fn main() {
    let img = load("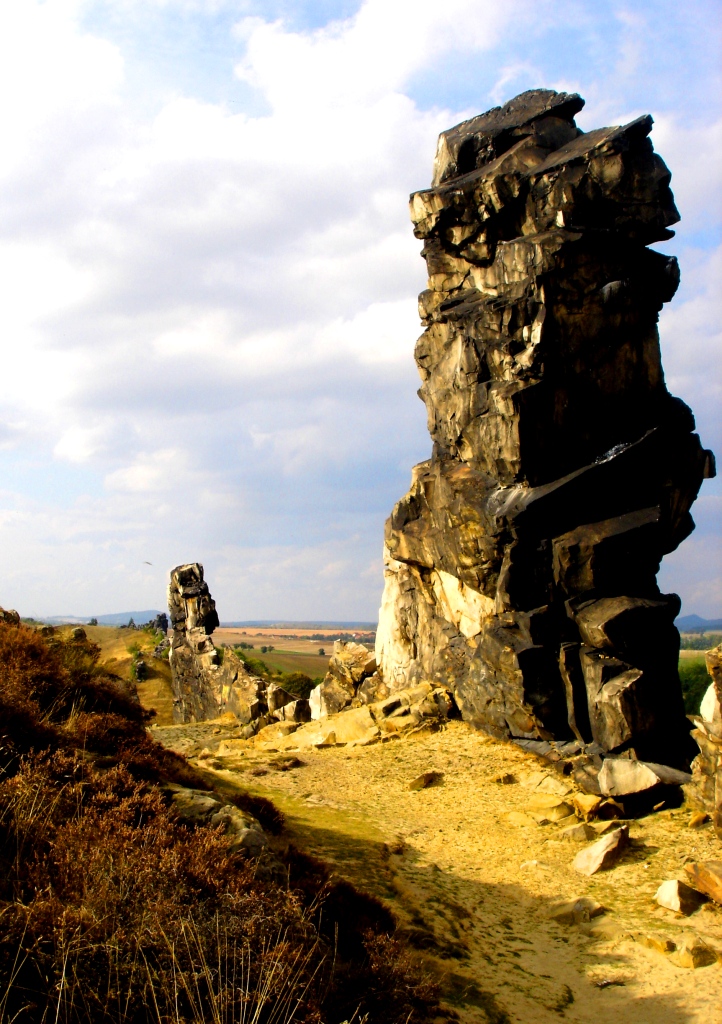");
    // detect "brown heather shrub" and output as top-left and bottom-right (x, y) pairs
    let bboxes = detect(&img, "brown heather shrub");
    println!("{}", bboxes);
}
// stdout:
(0, 622), (439, 1023)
